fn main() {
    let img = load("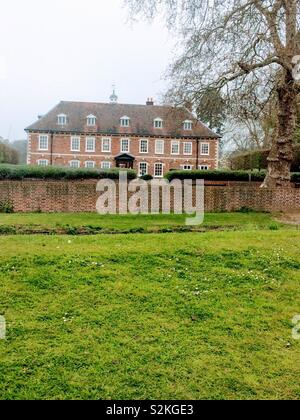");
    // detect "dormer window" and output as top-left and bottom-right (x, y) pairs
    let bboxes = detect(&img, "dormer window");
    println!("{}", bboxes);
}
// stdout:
(154, 118), (163, 129)
(183, 120), (193, 131)
(120, 116), (130, 127)
(57, 114), (67, 125)
(87, 115), (96, 126)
